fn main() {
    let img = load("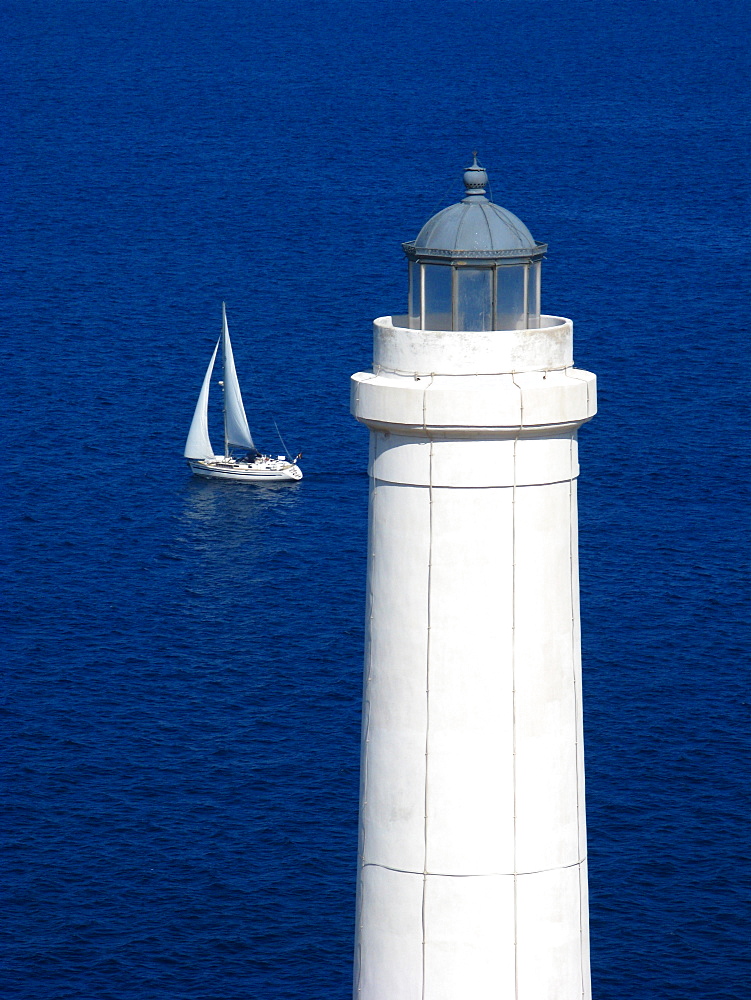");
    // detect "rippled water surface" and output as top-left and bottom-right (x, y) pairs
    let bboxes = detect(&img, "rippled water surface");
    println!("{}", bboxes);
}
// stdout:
(3, 1), (749, 997)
